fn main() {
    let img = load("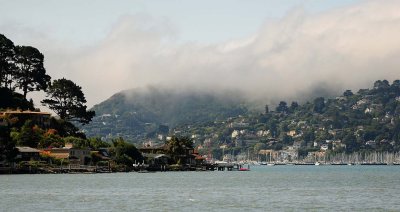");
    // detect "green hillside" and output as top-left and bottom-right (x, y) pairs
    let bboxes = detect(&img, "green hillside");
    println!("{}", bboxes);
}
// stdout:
(82, 87), (249, 140)
(82, 79), (400, 158)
